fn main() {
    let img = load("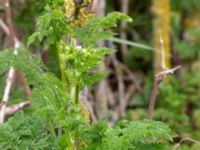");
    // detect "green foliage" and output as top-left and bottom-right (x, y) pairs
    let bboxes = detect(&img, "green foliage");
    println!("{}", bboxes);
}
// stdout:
(175, 41), (200, 60)
(0, 46), (43, 85)
(153, 73), (200, 138)
(46, 45), (61, 76)
(99, 120), (175, 150)
(63, 43), (113, 88)
(0, 1), (176, 150)
(72, 12), (132, 46)
(80, 119), (175, 150)
(28, 8), (67, 45)
(127, 47), (152, 70)
(14, 1), (46, 38)
(171, 0), (200, 12)
(0, 112), (56, 150)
